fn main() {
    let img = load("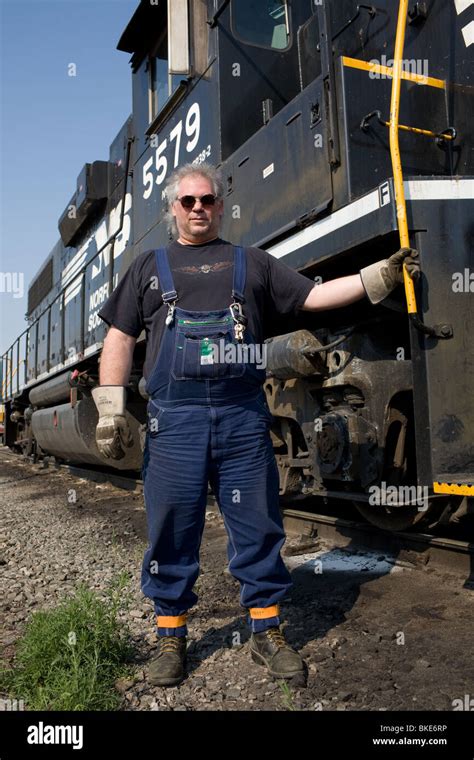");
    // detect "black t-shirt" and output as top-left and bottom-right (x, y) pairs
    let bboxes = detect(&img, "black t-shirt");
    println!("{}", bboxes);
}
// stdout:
(98, 237), (314, 382)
